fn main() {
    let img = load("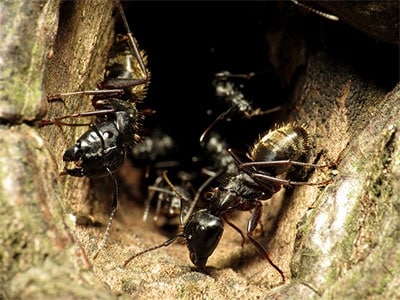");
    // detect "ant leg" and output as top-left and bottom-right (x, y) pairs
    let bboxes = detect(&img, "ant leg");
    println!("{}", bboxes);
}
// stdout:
(47, 89), (125, 101)
(227, 148), (332, 169)
(290, 0), (339, 21)
(161, 170), (192, 226)
(244, 106), (282, 118)
(215, 70), (257, 80)
(37, 108), (115, 127)
(246, 201), (285, 283)
(150, 186), (178, 224)
(182, 170), (222, 225)
(240, 160), (332, 169)
(143, 175), (163, 222)
(242, 160), (333, 186)
(199, 104), (280, 143)
(251, 172), (332, 187)
(48, 1), (150, 102)
(227, 149), (332, 186)
(115, 0), (149, 83)
(92, 167), (119, 260)
(222, 213), (246, 247)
